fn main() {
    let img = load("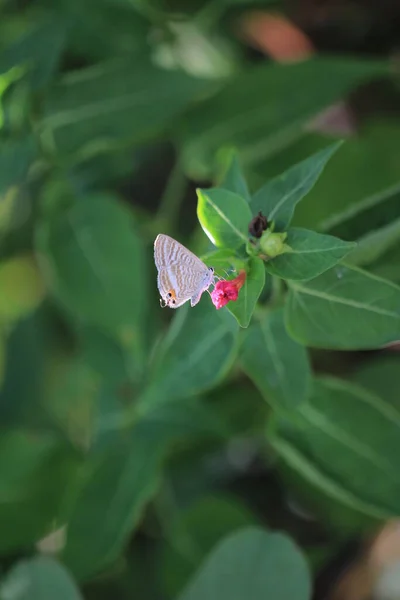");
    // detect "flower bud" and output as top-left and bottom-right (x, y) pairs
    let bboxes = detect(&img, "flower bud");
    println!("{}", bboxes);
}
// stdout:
(259, 231), (288, 258)
(248, 212), (268, 238)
